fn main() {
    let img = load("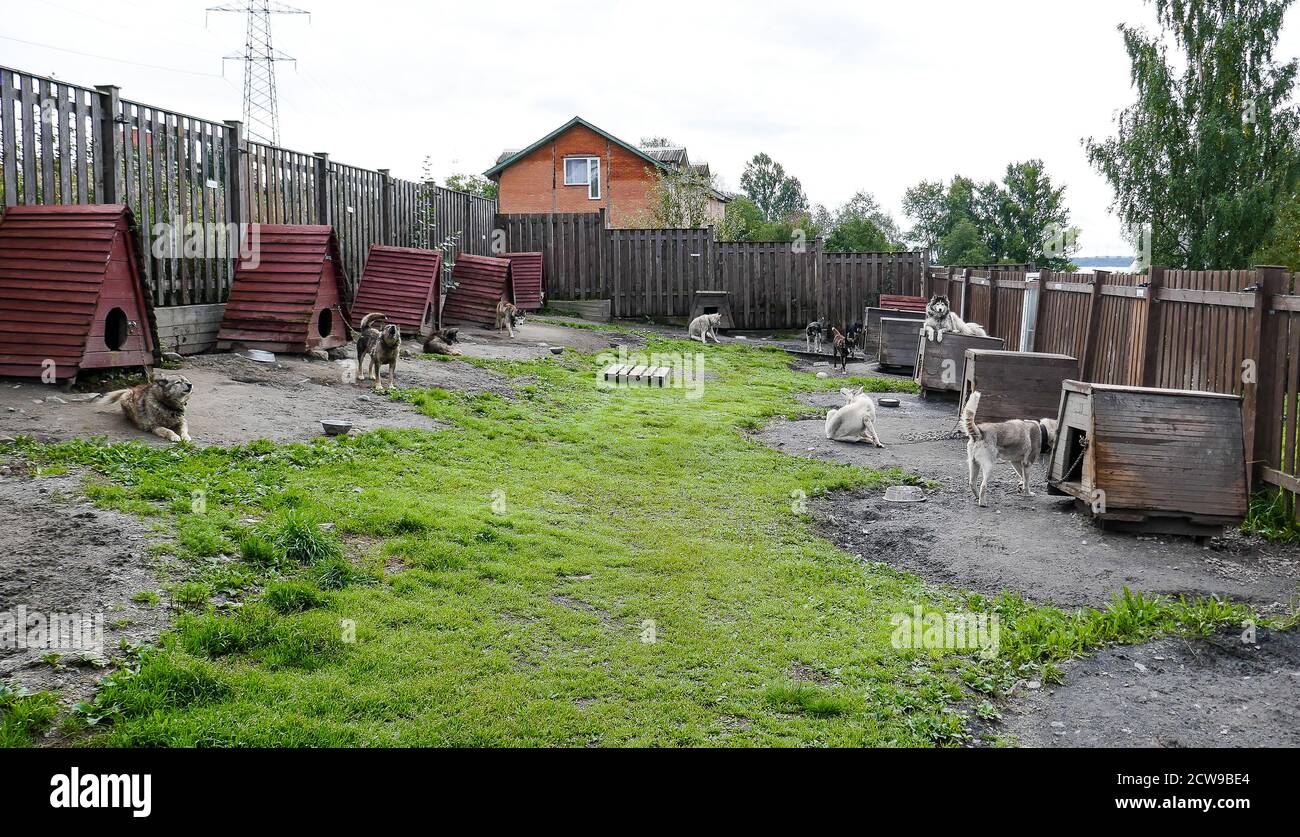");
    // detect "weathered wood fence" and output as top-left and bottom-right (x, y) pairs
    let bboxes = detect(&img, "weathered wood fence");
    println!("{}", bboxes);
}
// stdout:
(925, 264), (1300, 506)
(497, 211), (928, 330)
(0, 65), (497, 306)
